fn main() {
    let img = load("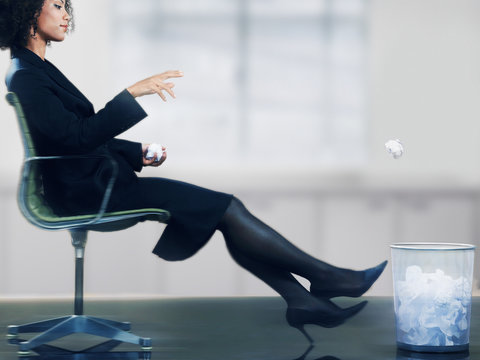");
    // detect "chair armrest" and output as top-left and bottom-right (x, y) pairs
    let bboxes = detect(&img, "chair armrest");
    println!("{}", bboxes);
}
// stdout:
(23, 153), (119, 226)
